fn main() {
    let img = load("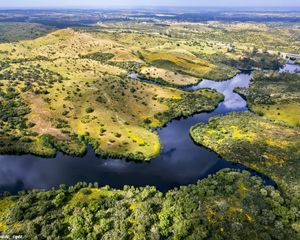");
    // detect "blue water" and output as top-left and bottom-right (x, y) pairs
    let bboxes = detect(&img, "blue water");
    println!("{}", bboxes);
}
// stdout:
(0, 63), (297, 194)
